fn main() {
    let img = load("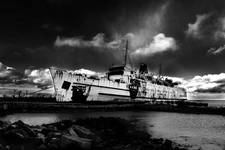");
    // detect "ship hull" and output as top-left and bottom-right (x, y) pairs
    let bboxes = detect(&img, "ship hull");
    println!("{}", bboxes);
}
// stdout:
(49, 67), (187, 102)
